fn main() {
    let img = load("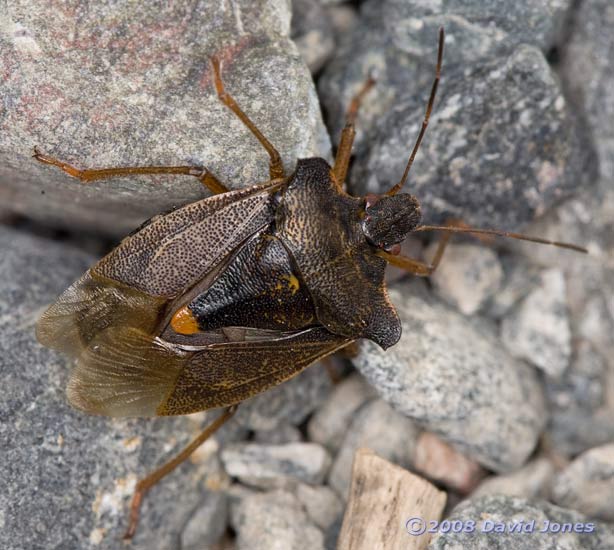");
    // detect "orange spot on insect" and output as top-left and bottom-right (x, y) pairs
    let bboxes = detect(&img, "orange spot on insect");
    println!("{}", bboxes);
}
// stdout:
(282, 274), (300, 294)
(171, 306), (199, 335)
